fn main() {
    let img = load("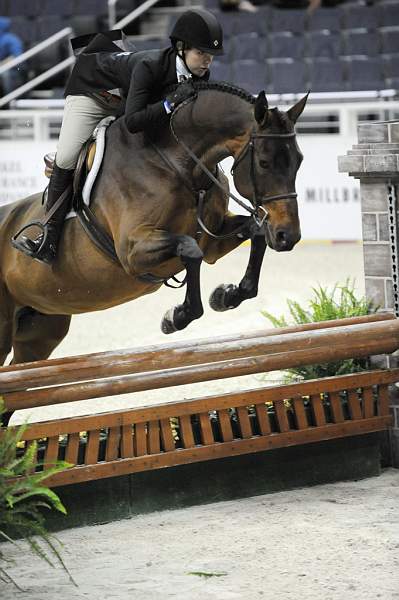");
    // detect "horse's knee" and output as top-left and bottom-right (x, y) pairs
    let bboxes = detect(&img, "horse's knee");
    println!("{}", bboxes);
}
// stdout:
(125, 233), (199, 275)
(176, 236), (203, 263)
